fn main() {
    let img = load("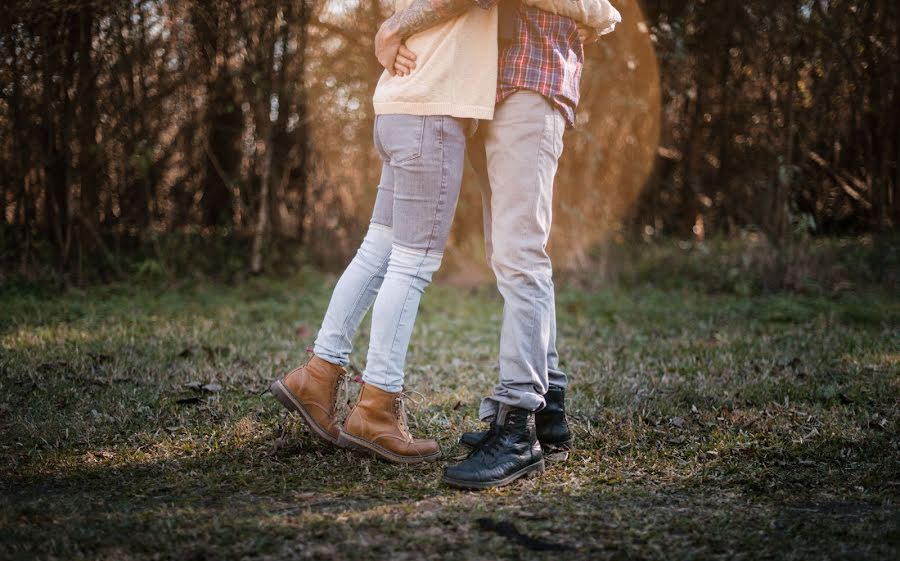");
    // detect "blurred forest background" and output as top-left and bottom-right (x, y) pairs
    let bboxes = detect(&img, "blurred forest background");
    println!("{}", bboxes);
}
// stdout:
(1, 0), (898, 285)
